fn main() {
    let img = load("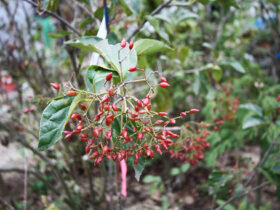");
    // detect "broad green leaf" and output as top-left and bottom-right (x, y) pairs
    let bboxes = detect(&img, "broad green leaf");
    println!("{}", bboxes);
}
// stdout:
(38, 94), (85, 151)
(242, 116), (266, 129)
(211, 65), (222, 82)
(239, 103), (263, 117)
(65, 36), (103, 51)
(66, 38), (137, 79)
(119, 0), (133, 16)
(178, 10), (198, 22)
(86, 65), (120, 93)
(134, 39), (173, 56)
(133, 158), (145, 181)
(178, 46), (190, 63)
(220, 59), (246, 73)
(146, 16), (169, 42)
